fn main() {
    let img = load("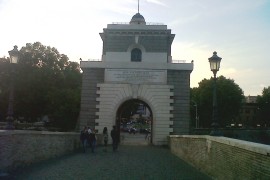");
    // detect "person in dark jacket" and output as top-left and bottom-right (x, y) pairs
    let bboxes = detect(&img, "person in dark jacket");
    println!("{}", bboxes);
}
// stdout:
(102, 127), (109, 152)
(89, 129), (97, 153)
(111, 125), (119, 151)
(103, 127), (108, 146)
(80, 126), (87, 153)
